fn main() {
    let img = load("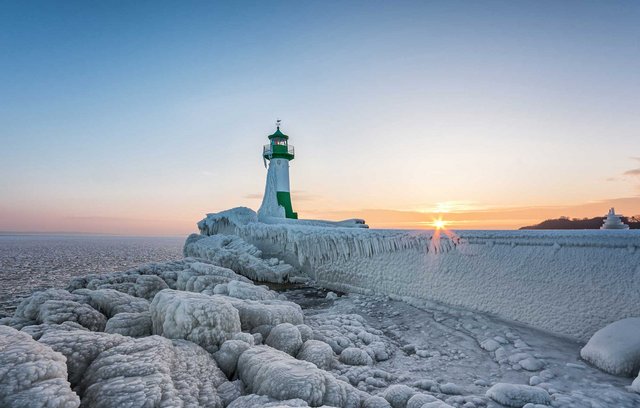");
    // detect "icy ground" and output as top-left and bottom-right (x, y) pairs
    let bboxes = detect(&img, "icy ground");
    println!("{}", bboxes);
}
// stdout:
(284, 287), (640, 407)
(2, 232), (640, 407)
